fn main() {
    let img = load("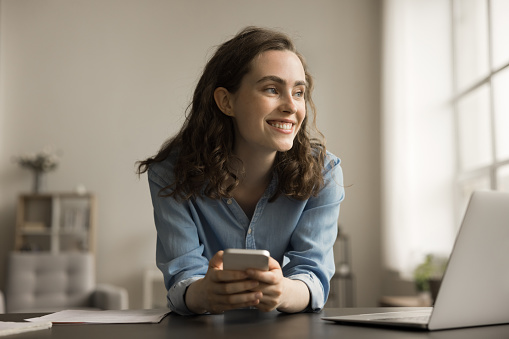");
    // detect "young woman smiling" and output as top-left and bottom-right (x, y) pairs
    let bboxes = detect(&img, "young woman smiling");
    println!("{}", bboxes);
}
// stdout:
(137, 26), (345, 315)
